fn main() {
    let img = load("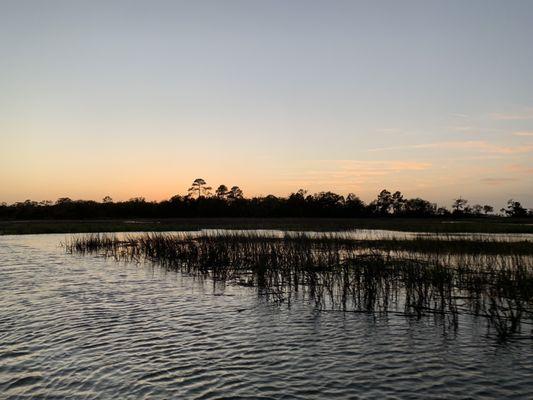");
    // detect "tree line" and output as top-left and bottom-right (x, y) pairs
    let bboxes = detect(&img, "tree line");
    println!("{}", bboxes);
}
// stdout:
(1, 178), (531, 220)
